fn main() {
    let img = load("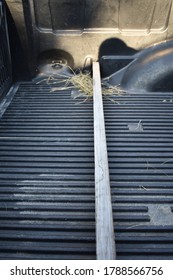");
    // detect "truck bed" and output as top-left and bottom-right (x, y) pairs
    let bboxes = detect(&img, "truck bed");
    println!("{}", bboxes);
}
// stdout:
(1, 0), (173, 260)
(1, 80), (173, 259)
